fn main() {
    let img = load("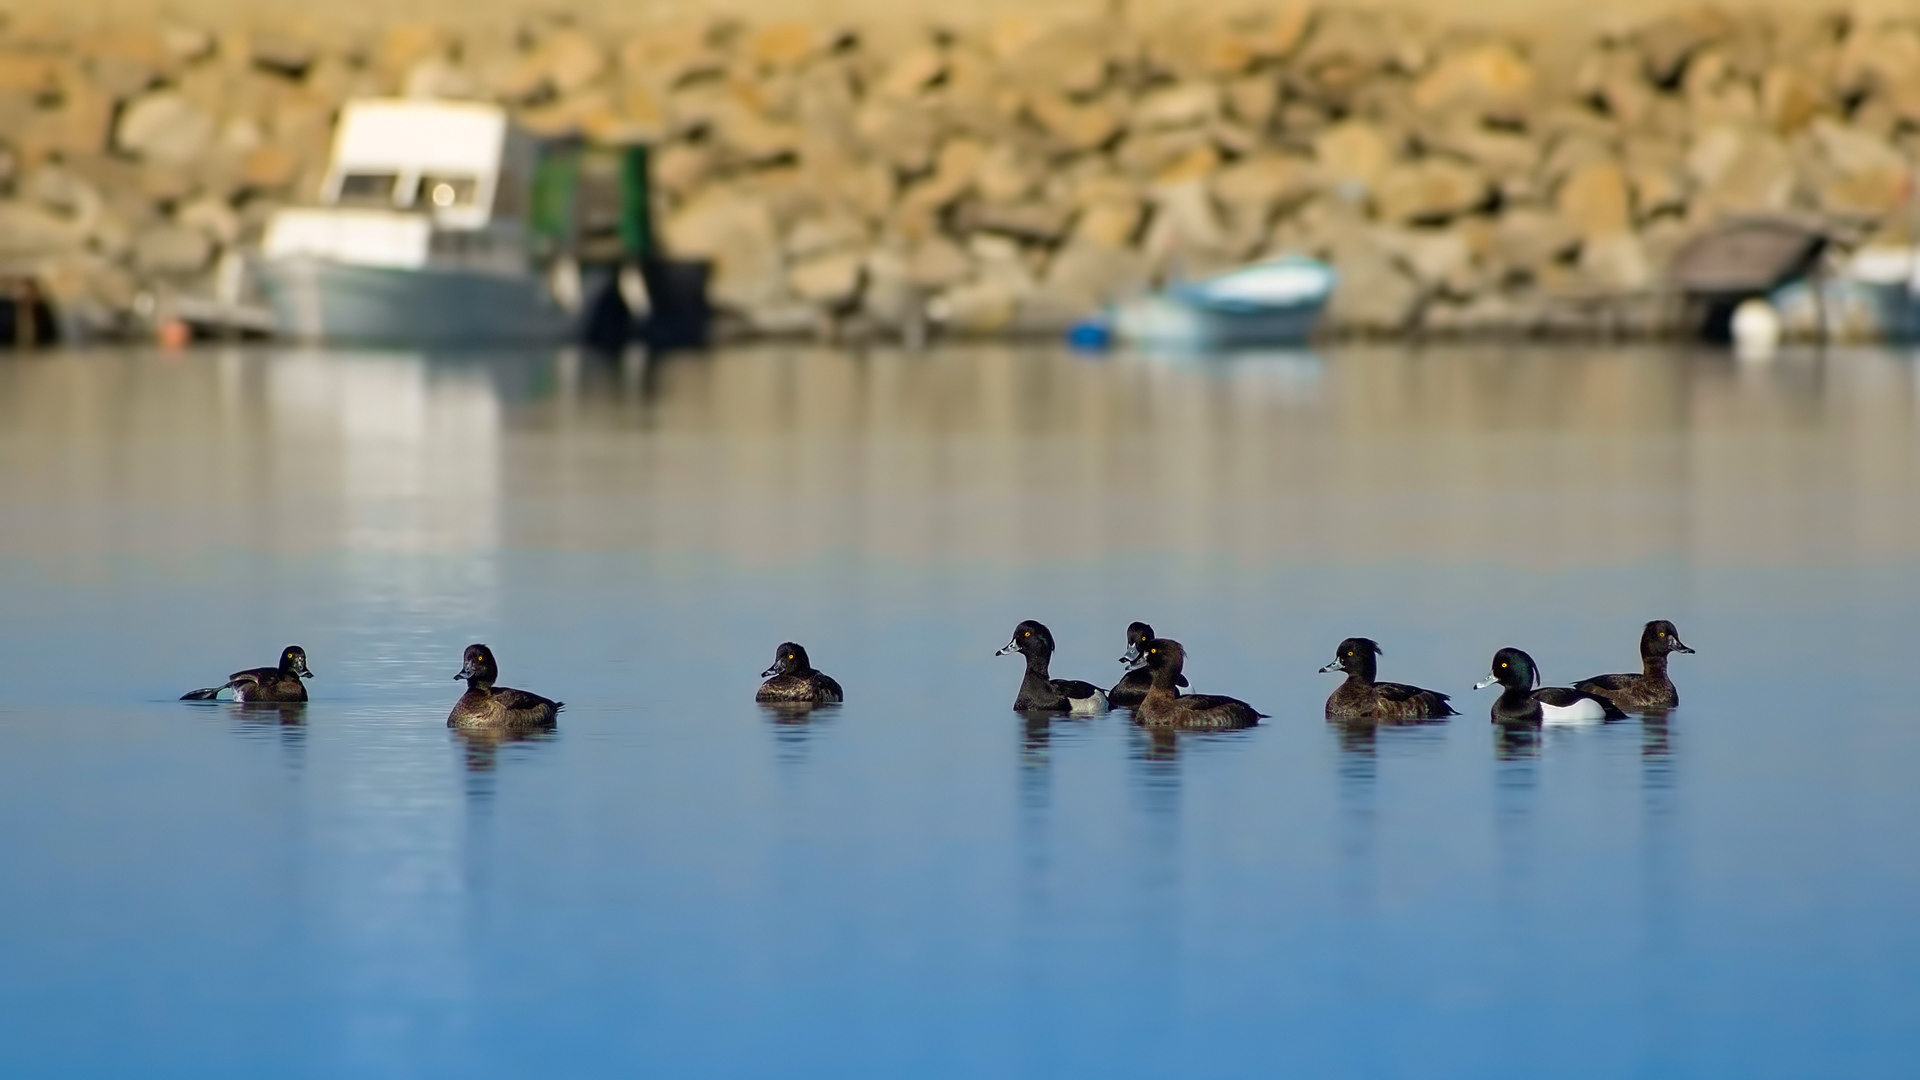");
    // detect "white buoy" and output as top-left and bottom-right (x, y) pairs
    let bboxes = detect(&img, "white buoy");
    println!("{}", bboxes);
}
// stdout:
(1731, 297), (1781, 361)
